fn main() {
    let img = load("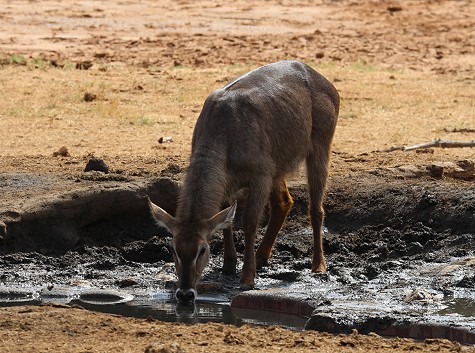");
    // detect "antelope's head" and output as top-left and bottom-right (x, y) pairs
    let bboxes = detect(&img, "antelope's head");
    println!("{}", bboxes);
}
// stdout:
(148, 199), (236, 305)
